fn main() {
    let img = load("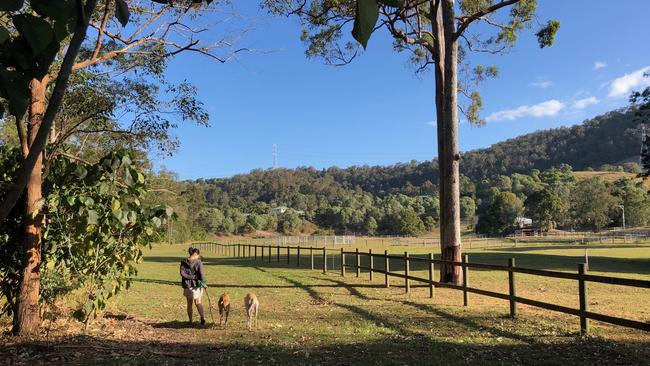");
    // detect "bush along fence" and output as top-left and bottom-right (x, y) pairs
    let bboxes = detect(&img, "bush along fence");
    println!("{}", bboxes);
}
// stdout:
(193, 242), (650, 334)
